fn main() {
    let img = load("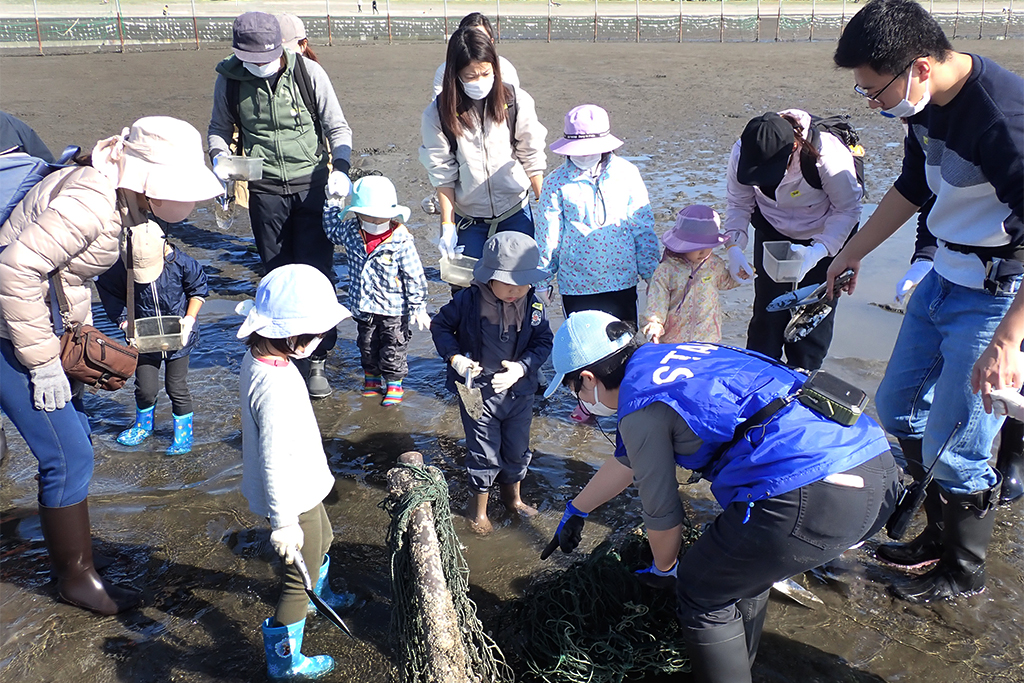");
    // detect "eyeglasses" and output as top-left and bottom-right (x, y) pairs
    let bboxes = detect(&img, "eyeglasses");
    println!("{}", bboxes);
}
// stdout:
(853, 58), (919, 101)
